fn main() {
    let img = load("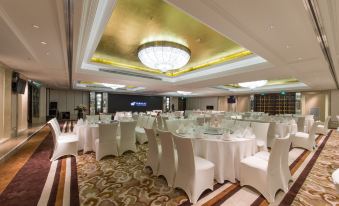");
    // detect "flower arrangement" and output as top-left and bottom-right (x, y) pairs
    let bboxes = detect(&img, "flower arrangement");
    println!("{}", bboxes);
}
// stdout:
(74, 104), (87, 111)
